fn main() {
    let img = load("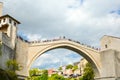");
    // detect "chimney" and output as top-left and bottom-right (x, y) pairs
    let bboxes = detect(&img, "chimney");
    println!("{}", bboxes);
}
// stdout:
(0, 2), (3, 16)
